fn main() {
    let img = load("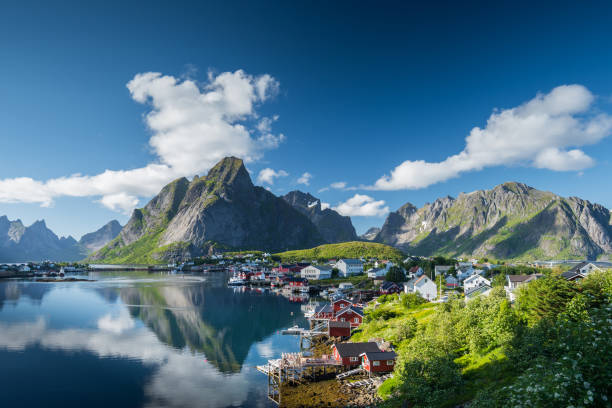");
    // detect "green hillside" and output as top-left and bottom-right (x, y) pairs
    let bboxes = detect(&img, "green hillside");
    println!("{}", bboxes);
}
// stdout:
(274, 241), (404, 261)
